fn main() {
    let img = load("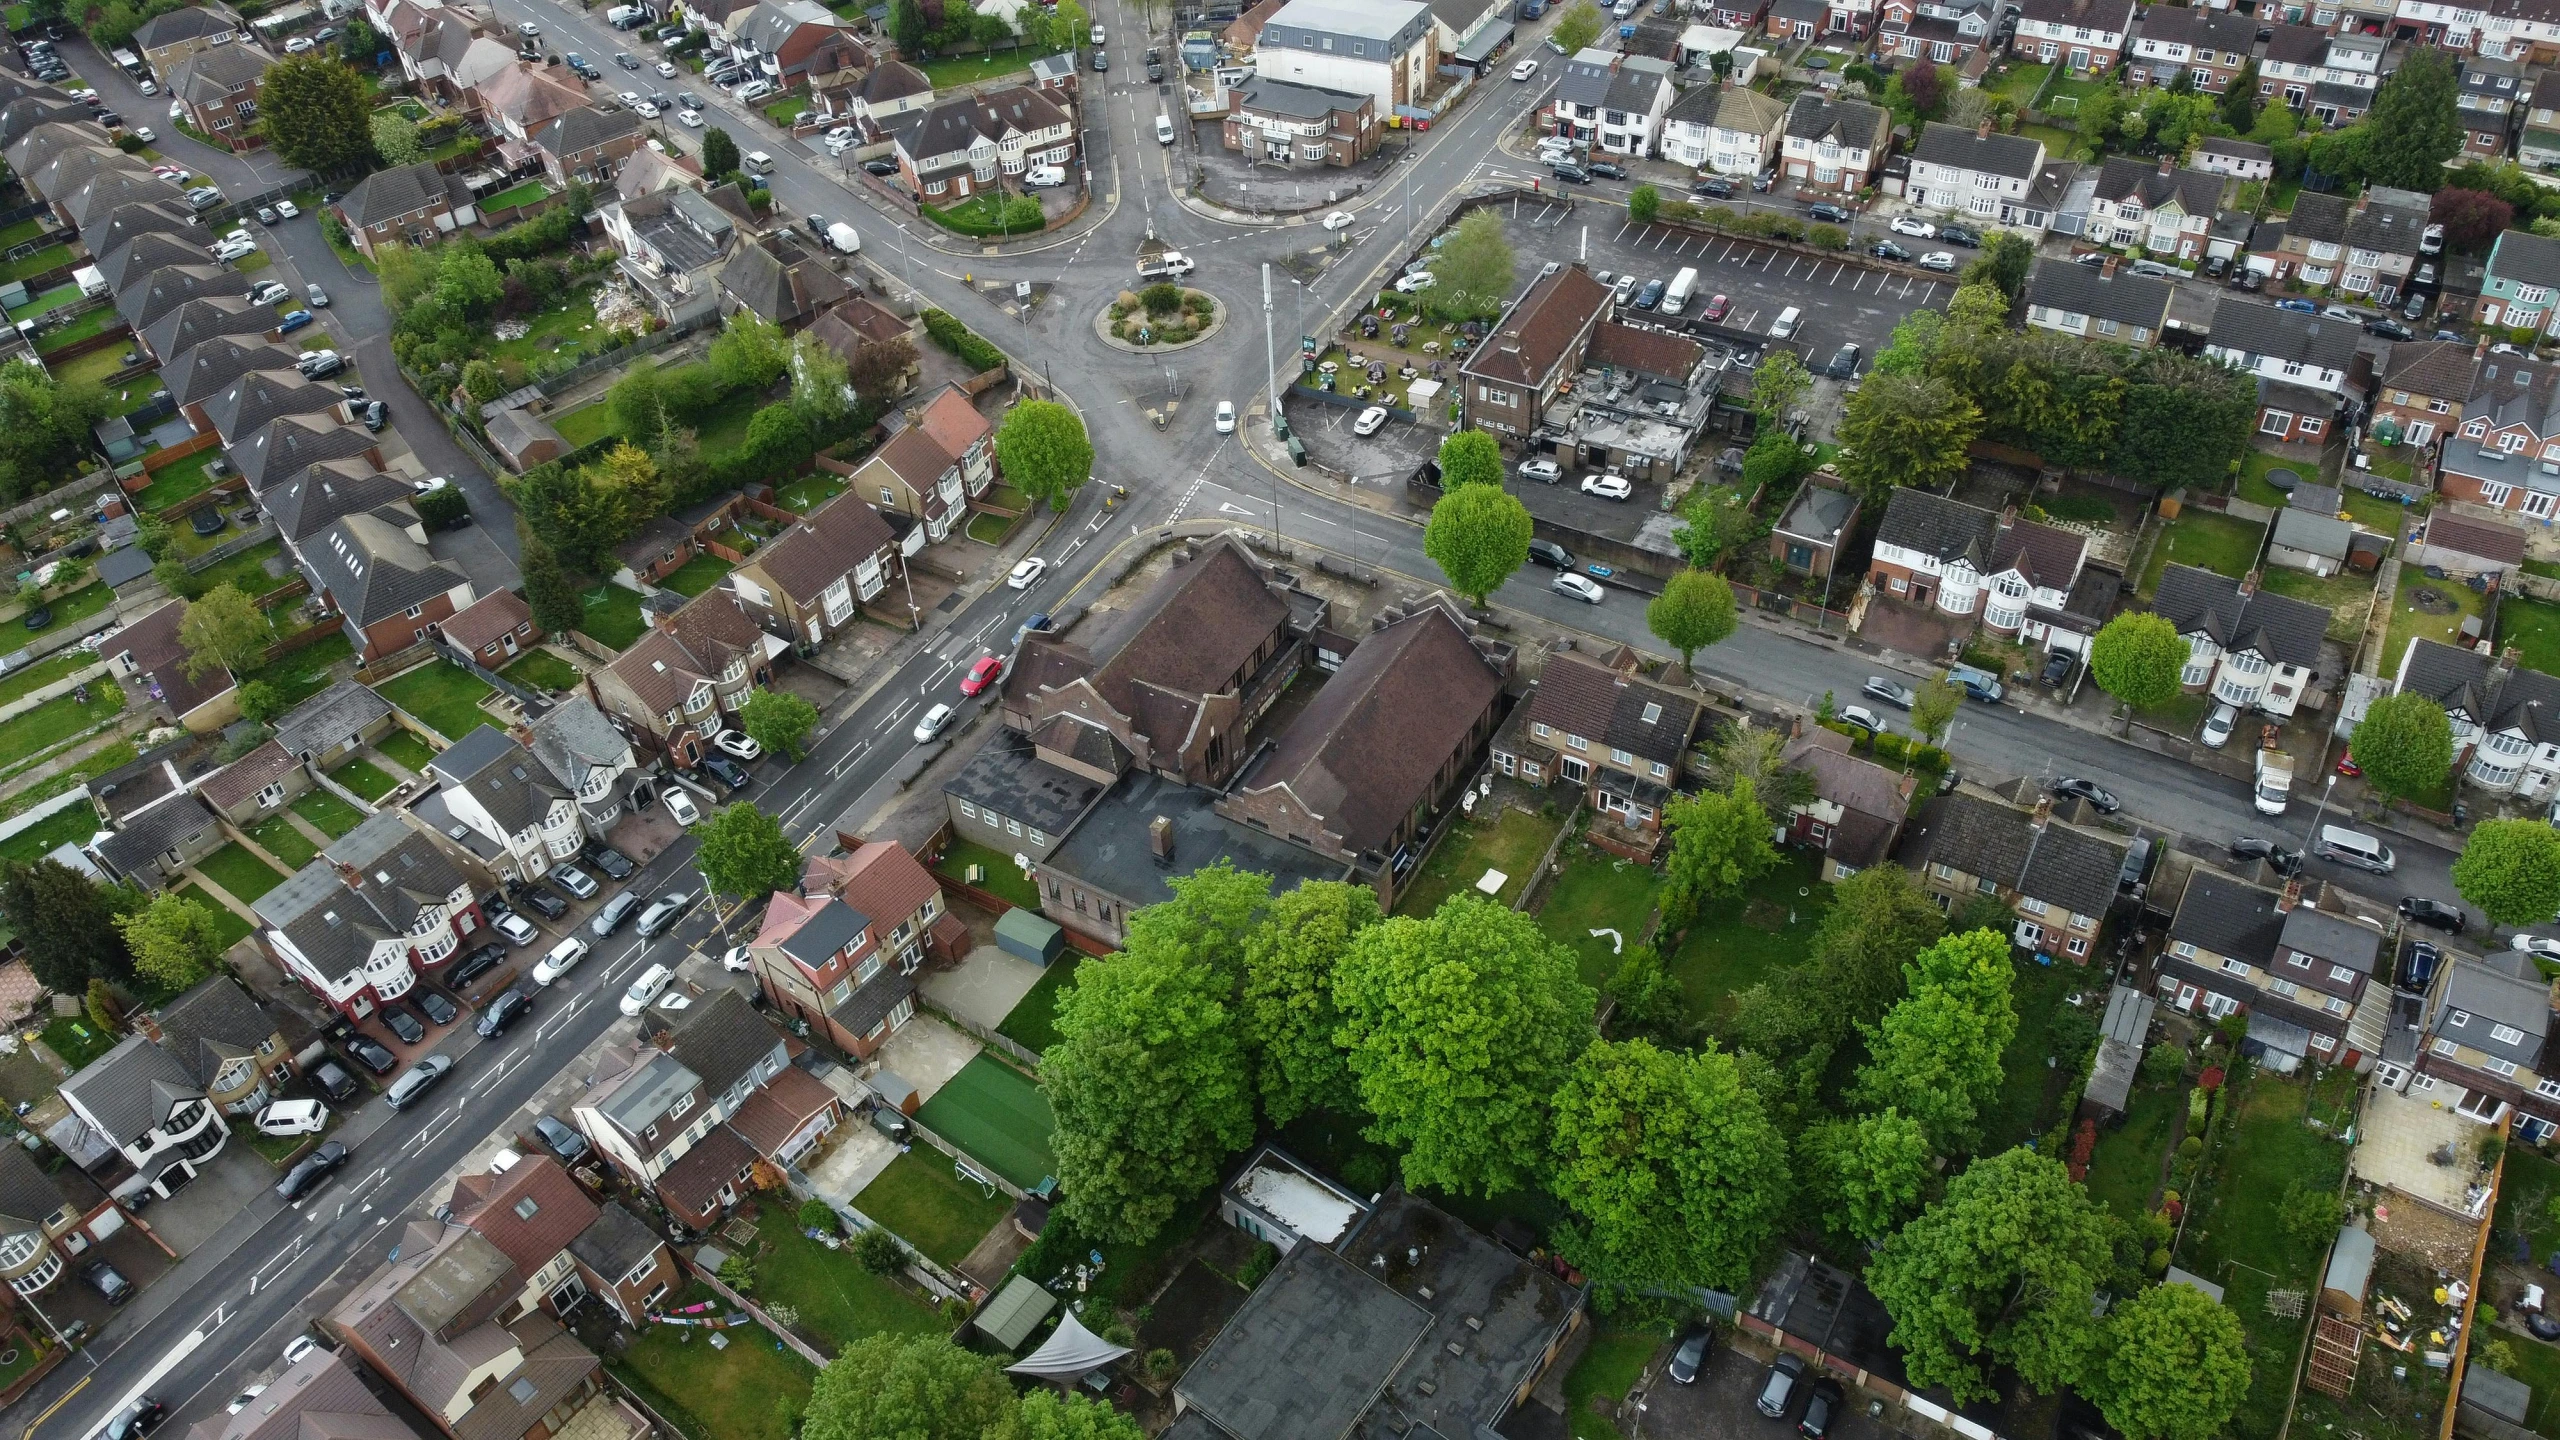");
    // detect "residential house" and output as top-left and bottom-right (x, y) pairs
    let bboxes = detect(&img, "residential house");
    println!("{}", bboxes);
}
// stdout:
(730, 0), (863, 84)
(1222, 79), (1381, 167)
(2375, 336), (2482, 447)
(2384, 949), (2560, 1140)
(2129, 3), (2253, 88)
(442, 589), (540, 673)
(184, 1347), (444, 1440)
(1906, 121), (2049, 227)
(851, 426), (973, 542)
(255, 809), (489, 1017)
(274, 679), (396, 770)
(117, 263), (248, 341)
(715, 231), (852, 328)
(2257, 27), (2381, 123)
(1457, 263), (1612, 437)
(90, 786), (223, 892)
(2256, 379), (2345, 443)
(889, 85), (1075, 202)
(1868, 489), (2095, 645)
(2477, 228), (2560, 335)
(332, 161), (459, 261)
(526, 695), (642, 832)
(1657, 83), (1786, 174)
(166, 336), (308, 434)
(102, 597), (241, 735)
(1779, 92), (1890, 193)
(2393, 638), (2560, 797)
(1780, 727), (1914, 880)
(725, 490), (904, 647)
(2196, 135), (2276, 180)
(426, 726), (583, 884)
(802, 835), (970, 968)
(2520, 67), (2560, 169)
(198, 739), (310, 825)
(2264, 186), (2427, 301)
(0, 1144), (117, 1297)
(391, 10), (517, 111)
(202, 368), (342, 447)
(570, 1019), (786, 1228)
(165, 43), (268, 149)
(2204, 300), (2360, 393)
(2462, 53), (2525, 158)
(584, 589), (775, 766)
(138, 976), (294, 1118)
(263, 462), (416, 585)
(1251, 0), (1439, 117)
(562, 1205), (682, 1324)
(913, 383), (994, 500)
(747, 888), (922, 1060)
(604, 185), (736, 324)
(301, 510), (476, 665)
(475, 62), (587, 144)
(805, 296), (921, 397)
(1899, 792), (2128, 959)
(2154, 564), (2329, 717)
(1878, 0), (1999, 67)
(526, 105), (644, 189)
(2435, 344), (2560, 518)
(1549, 50), (1673, 157)
(2011, 0), (2133, 70)
(56, 1035), (231, 1199)
(2157, 865), (2384, 1067)
(848, 58), (932, 125)
(2087, 155), (2224, 258)
(2024, 255), (2173, 343)
(1487, 643), (1704, 844)
(1424, 0), (1511, 63)
(142, 296), (273, 370)
(133, 7), (241, 82)
(95, 224), (209, 298)
(1769, 481), (1857, 580)
(448, 1154), (601, 1322)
